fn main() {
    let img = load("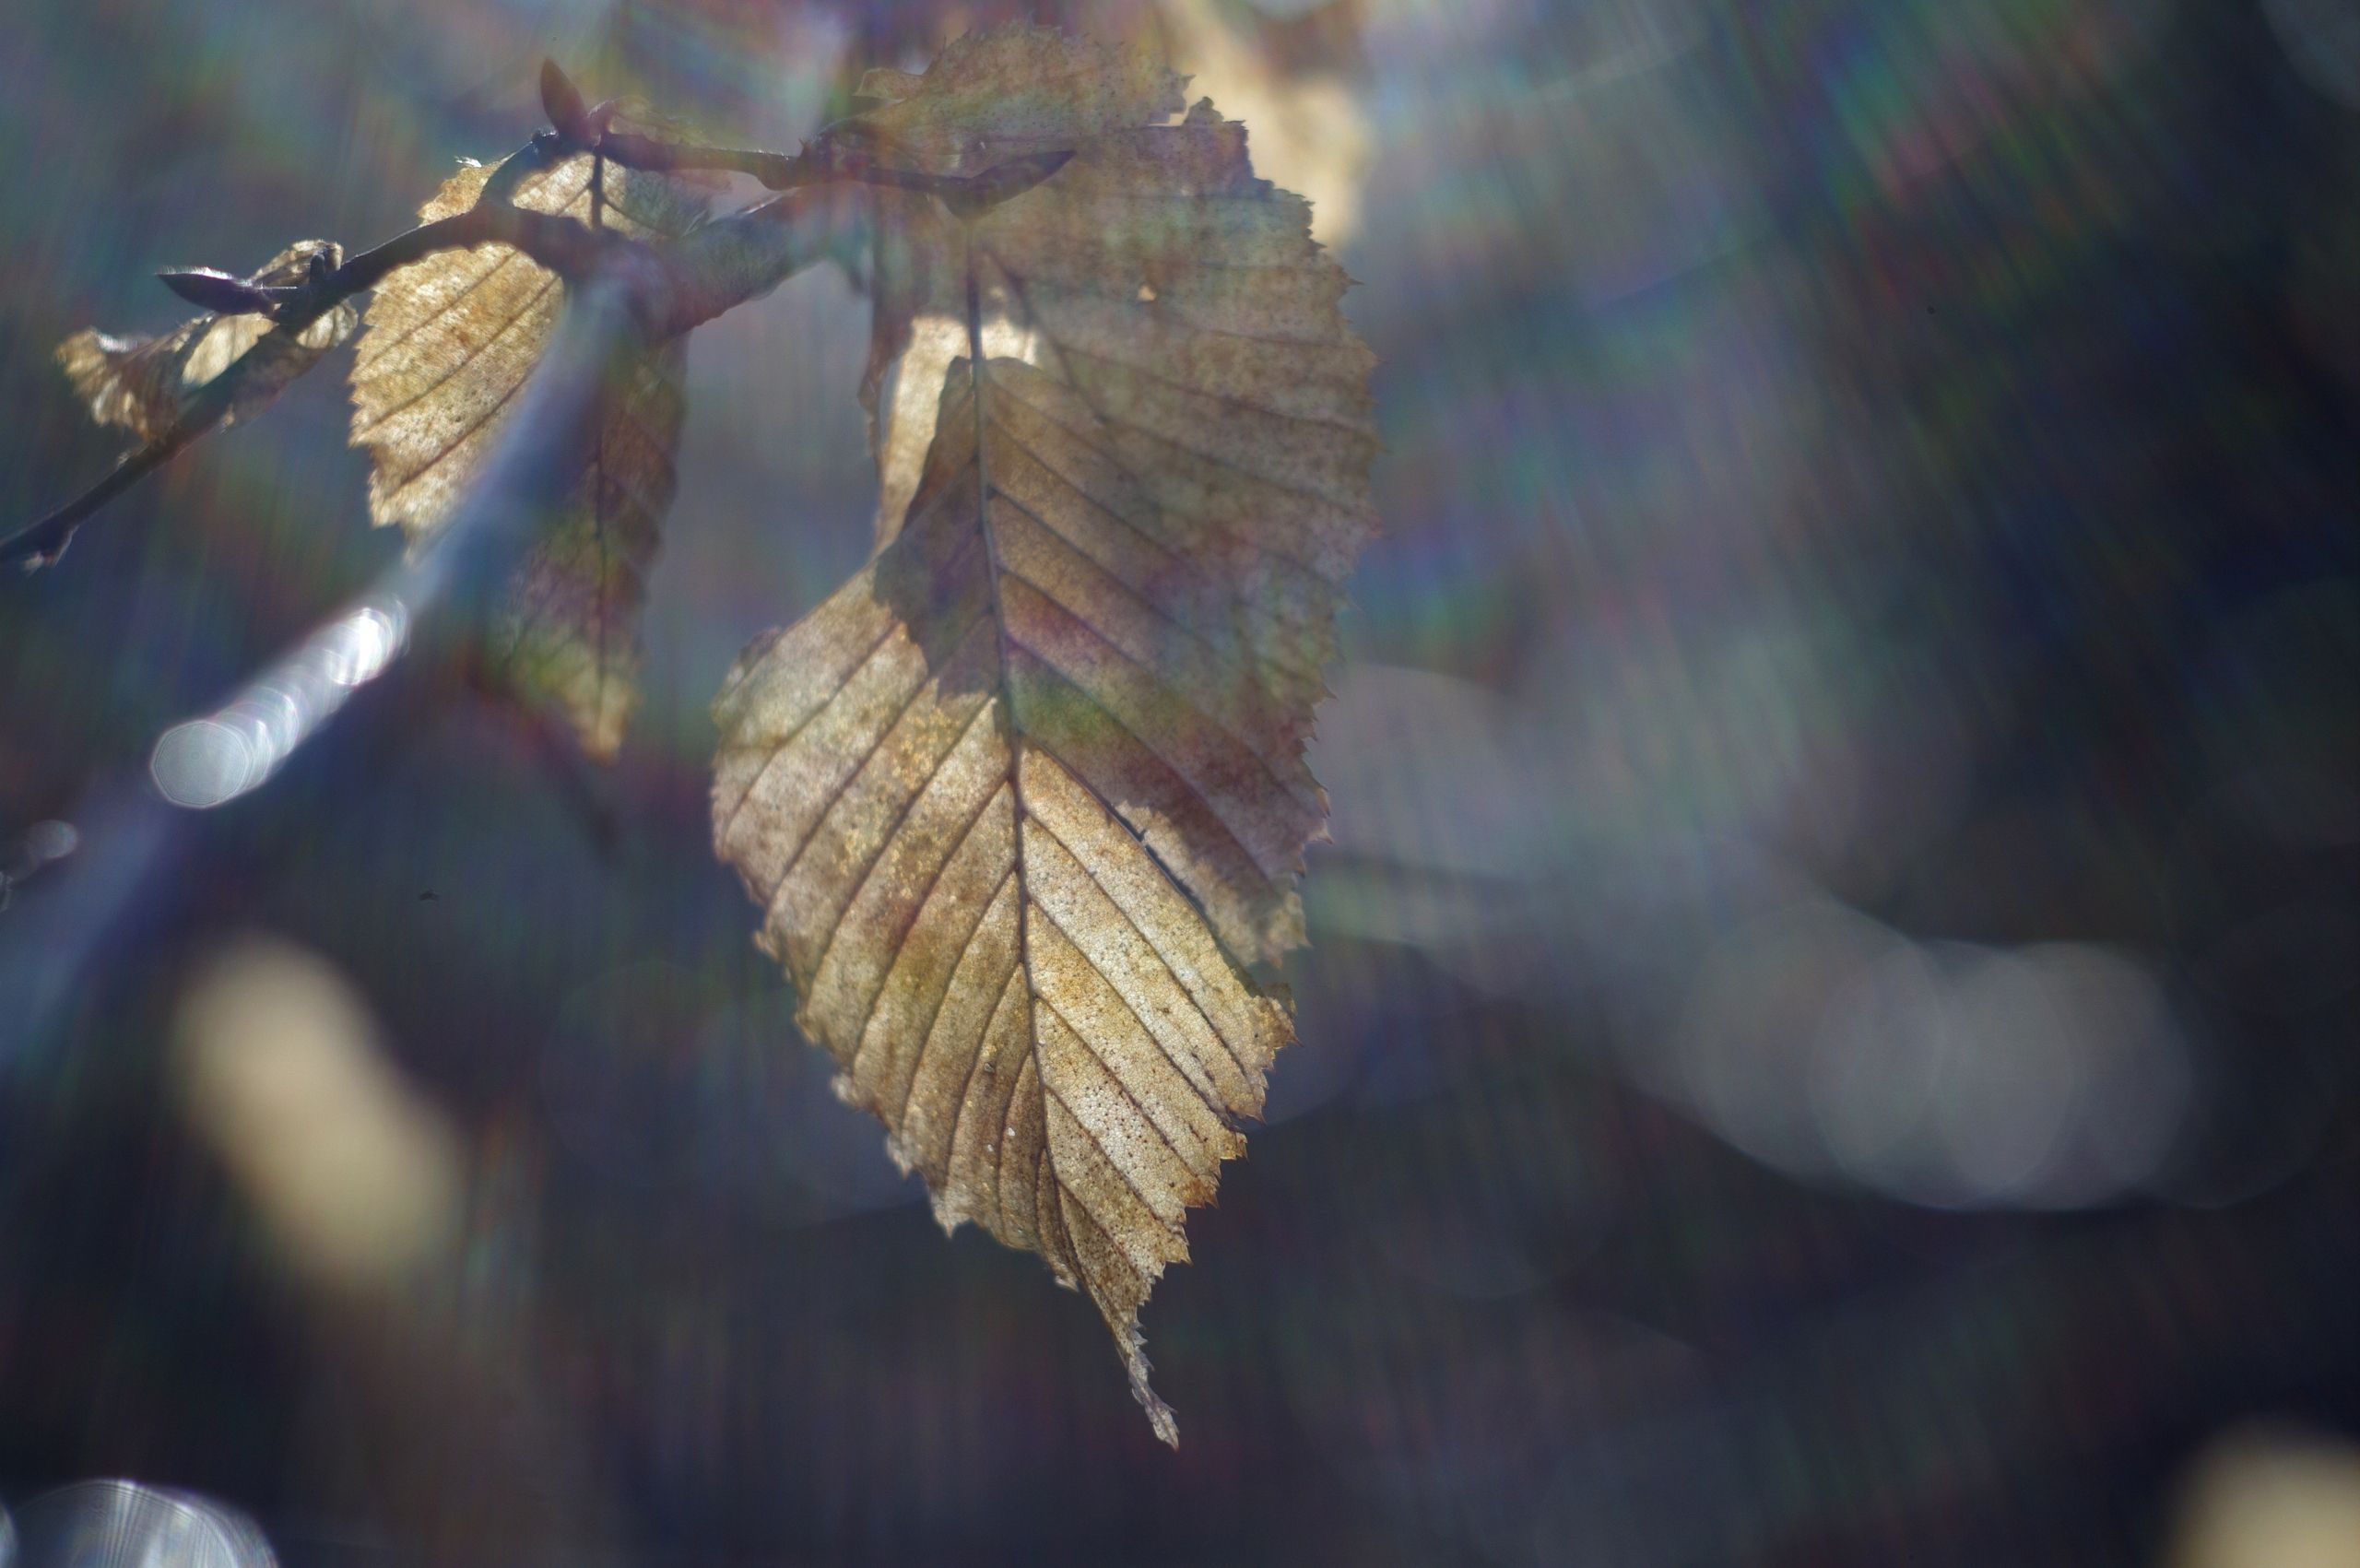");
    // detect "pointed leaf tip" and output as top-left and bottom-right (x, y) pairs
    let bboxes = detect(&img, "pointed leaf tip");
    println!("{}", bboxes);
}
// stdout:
(715, 23), (1375, 1444)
